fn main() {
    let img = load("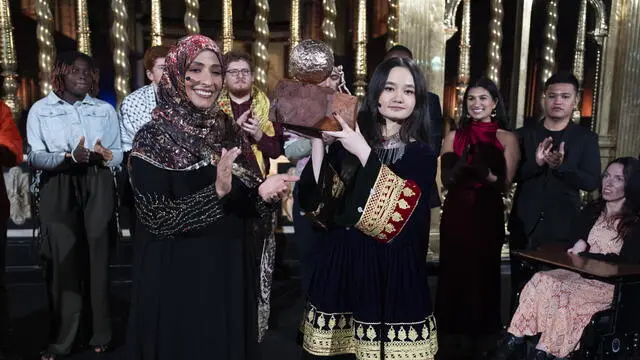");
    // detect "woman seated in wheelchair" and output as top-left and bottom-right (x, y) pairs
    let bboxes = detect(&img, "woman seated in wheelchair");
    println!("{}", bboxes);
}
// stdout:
(493, 156), (640, 360)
